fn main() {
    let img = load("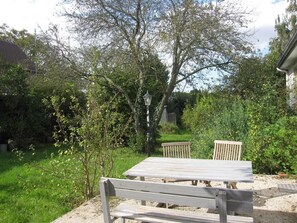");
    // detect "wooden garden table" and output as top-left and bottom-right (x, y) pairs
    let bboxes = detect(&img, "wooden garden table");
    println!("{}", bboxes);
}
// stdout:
(124, 157), (253, 184)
